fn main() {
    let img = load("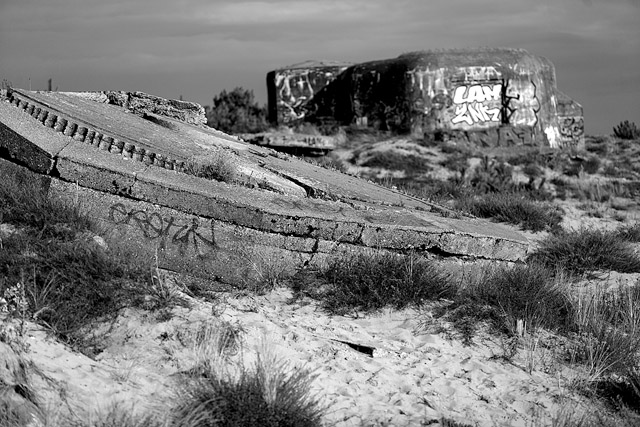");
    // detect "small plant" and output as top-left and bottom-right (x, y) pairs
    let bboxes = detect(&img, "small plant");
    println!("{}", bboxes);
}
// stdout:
(316, 250), (452, 315)
(179, 320), (244, 376)
(529, 228), (640, 275)
(613, 120), (640, 140)
(183, 151), (237, 183)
